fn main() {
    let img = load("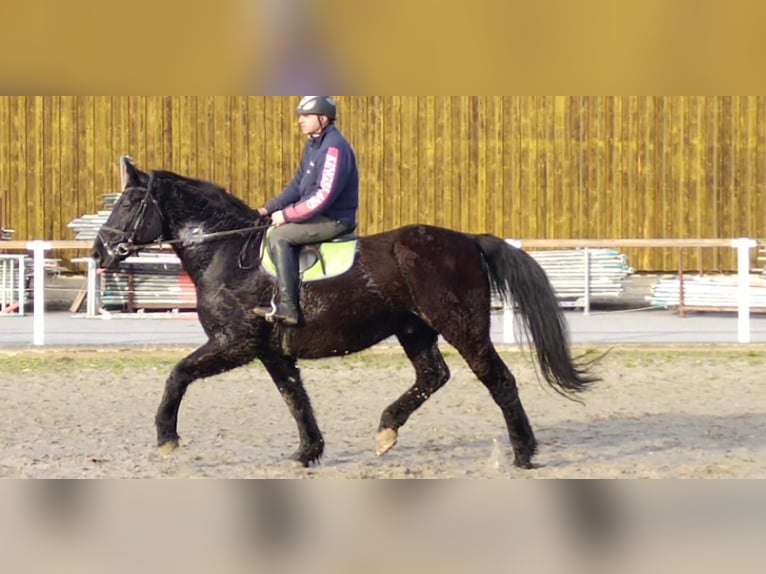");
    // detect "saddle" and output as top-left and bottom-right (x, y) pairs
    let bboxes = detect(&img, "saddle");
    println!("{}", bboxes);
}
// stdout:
(261, 230), (360, 282)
